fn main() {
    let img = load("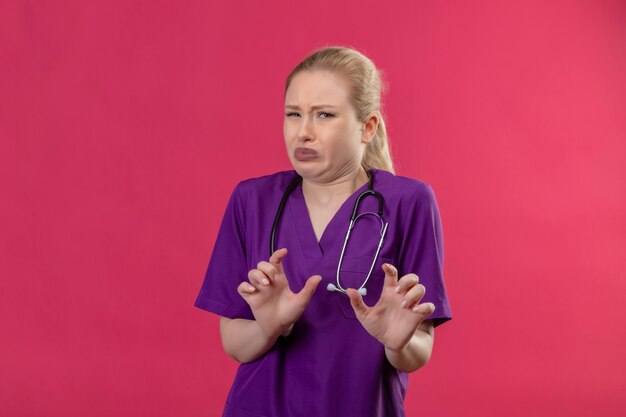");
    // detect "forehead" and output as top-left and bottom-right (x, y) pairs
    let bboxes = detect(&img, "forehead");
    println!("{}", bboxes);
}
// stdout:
(285, 70), (351, 107)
